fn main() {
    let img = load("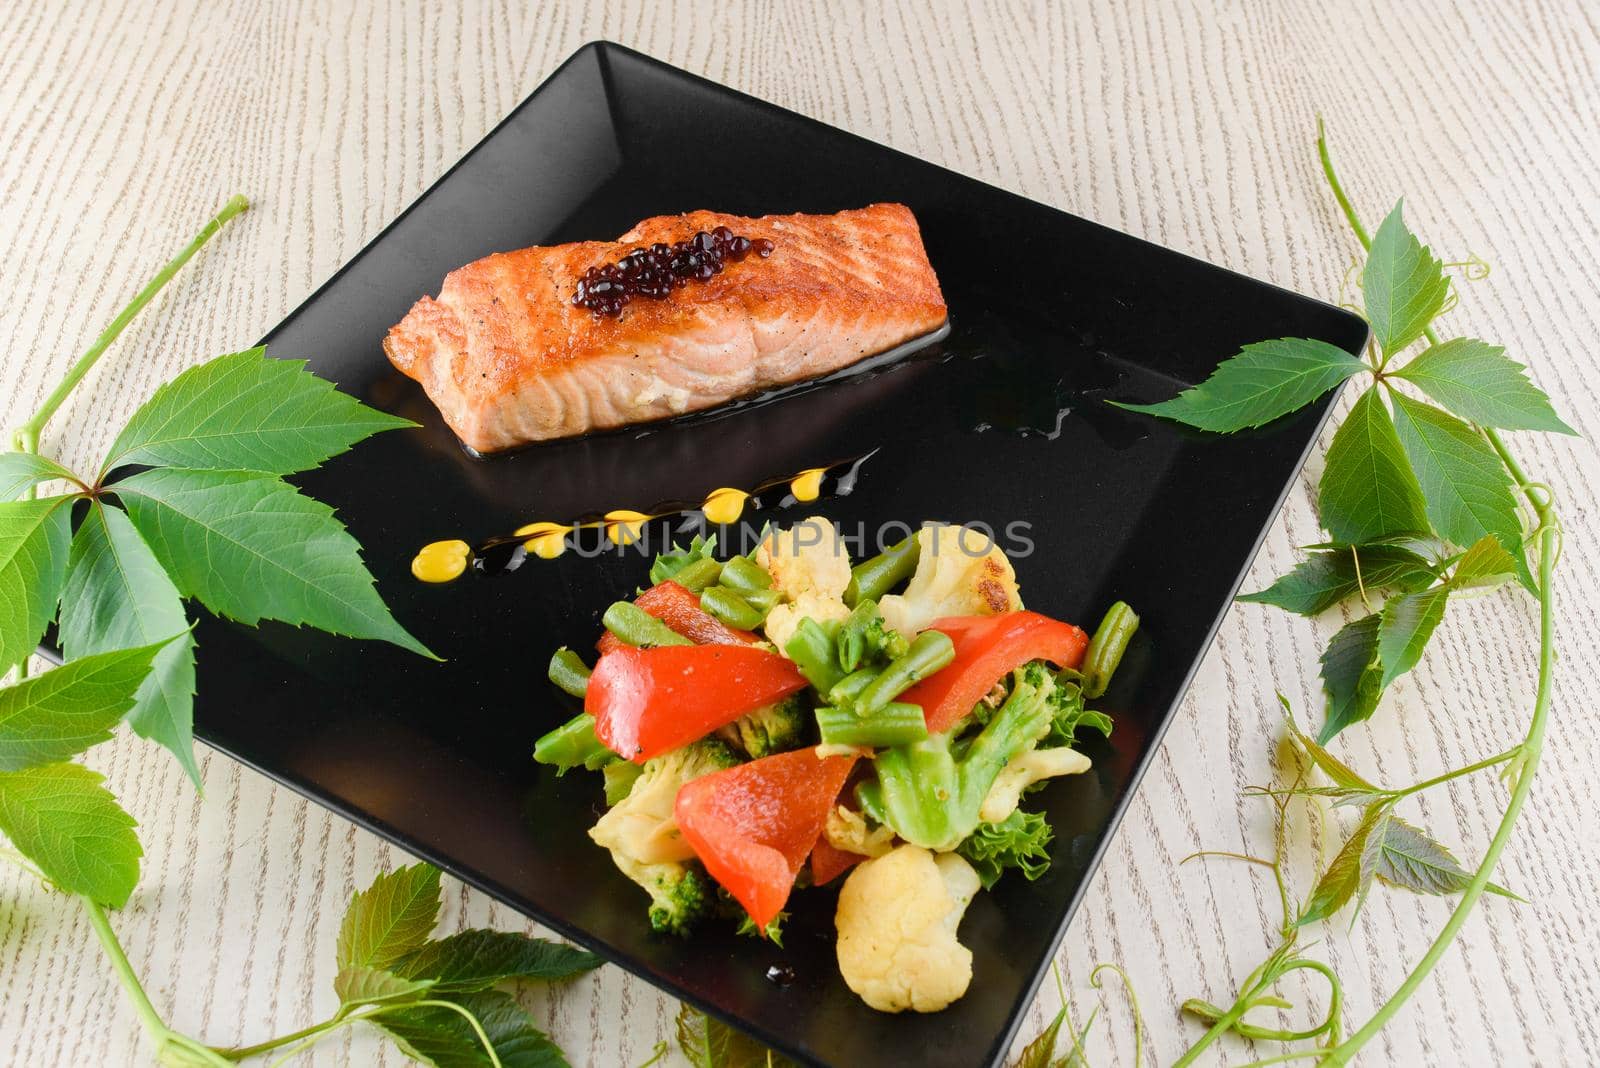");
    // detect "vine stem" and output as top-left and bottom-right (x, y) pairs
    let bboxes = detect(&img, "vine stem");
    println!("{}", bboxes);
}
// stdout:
(84, 898), (232, 1066)
(1172, 956), (1276, 1067)
(1319, 523), (1555, 1064)
(17, 193), (249, 449)
(29, 200), (247, 1065)
(217, 1008), (356, 1060)
(1304, 119), (1560, 1066)
(1390, 747), (1520, 800)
